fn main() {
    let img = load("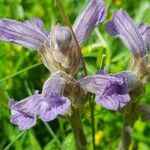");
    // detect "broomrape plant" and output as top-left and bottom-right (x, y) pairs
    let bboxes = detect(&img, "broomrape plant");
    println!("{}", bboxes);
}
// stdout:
(0, 0), (150, 150)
